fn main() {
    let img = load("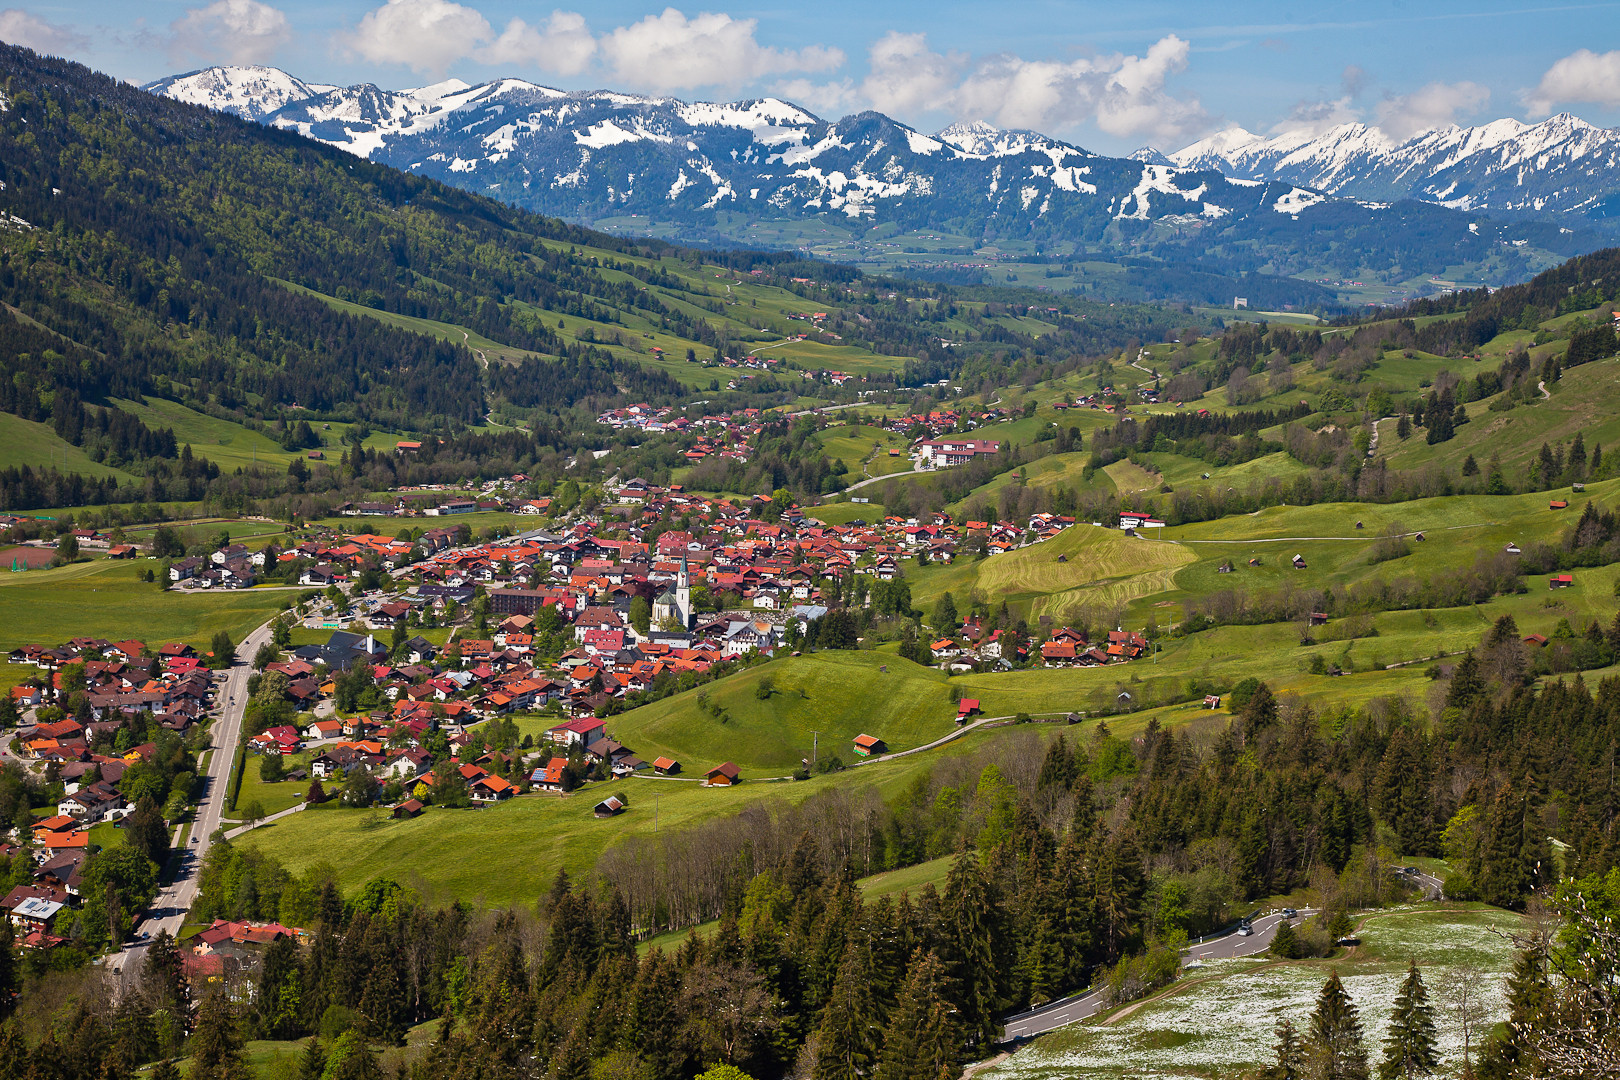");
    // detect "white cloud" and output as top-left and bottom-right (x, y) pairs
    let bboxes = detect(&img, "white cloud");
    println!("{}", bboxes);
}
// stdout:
(482, 11), (596, 77)
(862, 31), (964, 117)
(771, 77), (856, 119)
(1526, 48), (1620, 116)
(1268, 96), (1360, 137)
(600, 8), (843, 95)
(169, 0), (291, 65)
(348, 0), (492, 76)
(1375, 80), (1488, 140)
(0, 8), (88, 55)
(863, 32), (1207, 141)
